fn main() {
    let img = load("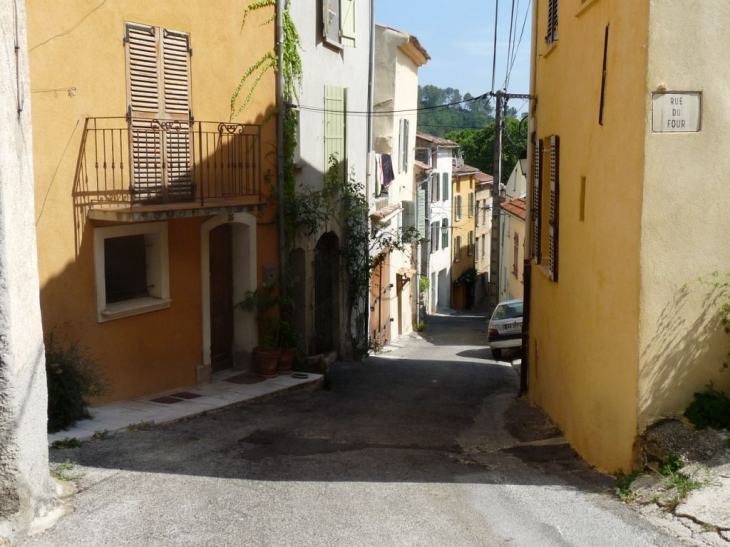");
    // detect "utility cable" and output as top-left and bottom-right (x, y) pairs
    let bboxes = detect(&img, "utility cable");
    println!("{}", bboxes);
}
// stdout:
(505, 0), (531, 89)
(290, 93), (488, 117)
(491, 0), (500, 93)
